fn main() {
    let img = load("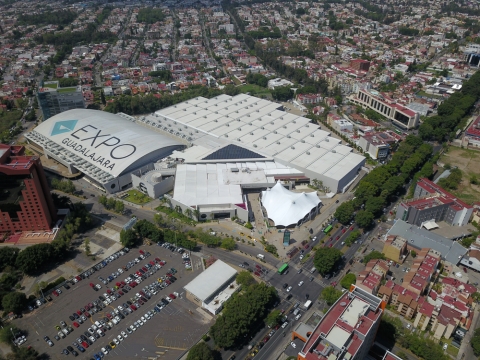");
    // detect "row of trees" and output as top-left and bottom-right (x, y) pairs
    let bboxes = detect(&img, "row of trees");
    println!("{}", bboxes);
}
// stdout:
(335, 135), (433, 228)
(210, 281), (278, 348)
(104, 86), (223, 115)
(98, 195), (125, 214)
(17, 9), (77, 26)
(419, 70), (480, 142)
(50, 178), (75, 194)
